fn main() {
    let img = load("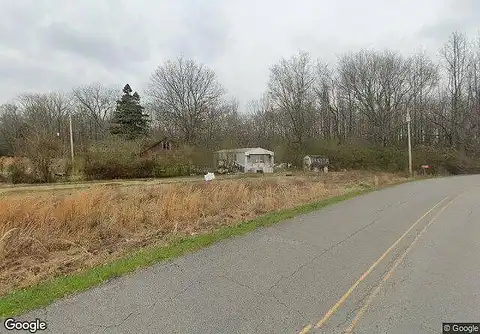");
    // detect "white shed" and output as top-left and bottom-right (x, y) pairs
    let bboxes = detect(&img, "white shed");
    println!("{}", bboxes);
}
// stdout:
(303, 155), (329, 172)
(214, 147), (275, 173)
